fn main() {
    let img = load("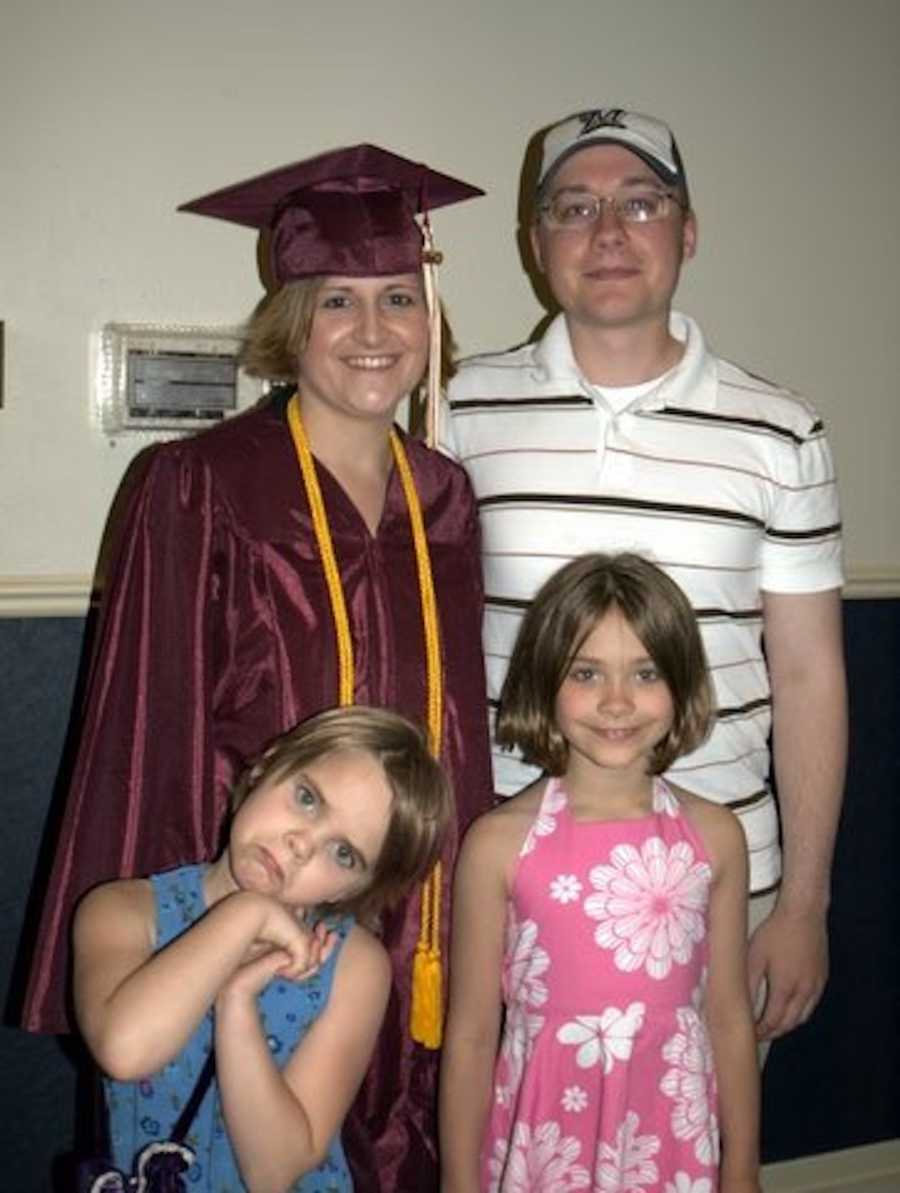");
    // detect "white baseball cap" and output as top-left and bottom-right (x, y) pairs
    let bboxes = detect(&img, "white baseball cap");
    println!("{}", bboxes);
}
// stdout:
(538, 108), (689, 202)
